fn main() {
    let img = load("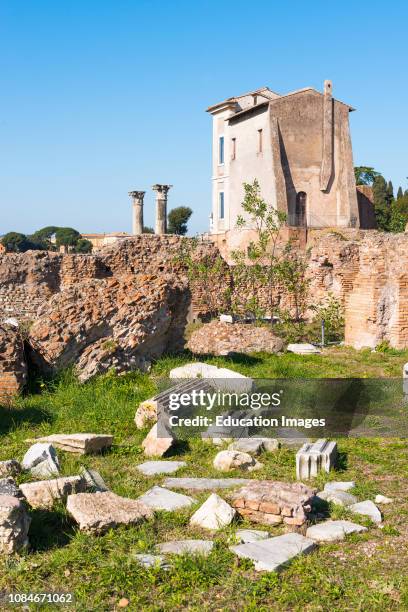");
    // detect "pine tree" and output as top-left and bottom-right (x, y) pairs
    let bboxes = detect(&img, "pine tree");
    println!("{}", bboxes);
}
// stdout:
(397, 186), (403, 199)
